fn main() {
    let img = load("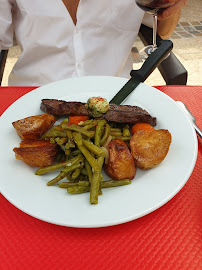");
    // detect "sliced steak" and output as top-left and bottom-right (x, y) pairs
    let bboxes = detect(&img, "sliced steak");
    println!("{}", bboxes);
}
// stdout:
(104, 109), (156, 126)
(41, 99), (90, 116)
(40, 99), (156, 126)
